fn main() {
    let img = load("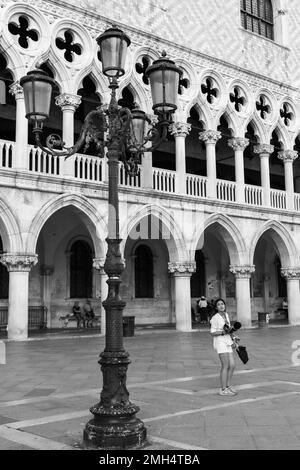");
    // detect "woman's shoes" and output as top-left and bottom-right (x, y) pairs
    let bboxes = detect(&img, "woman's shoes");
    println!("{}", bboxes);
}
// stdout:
(218, 387), (238, 396)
